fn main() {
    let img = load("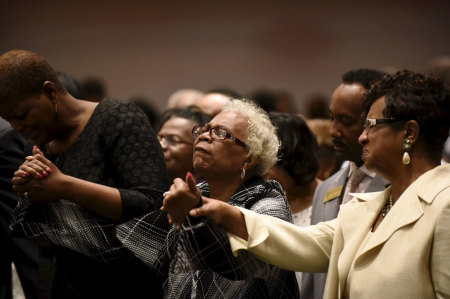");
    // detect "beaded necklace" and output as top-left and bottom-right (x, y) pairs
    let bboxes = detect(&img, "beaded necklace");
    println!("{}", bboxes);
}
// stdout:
(381, 194), (393, 217)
